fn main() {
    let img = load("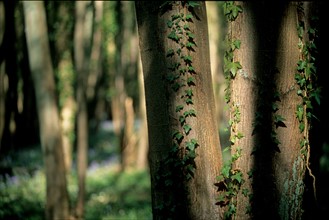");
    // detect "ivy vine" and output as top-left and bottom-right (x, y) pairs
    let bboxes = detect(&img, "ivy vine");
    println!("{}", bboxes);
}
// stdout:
(155, 1), (201, 216)
(295, 2), (319, 200)
(215, 2), (245, 219)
